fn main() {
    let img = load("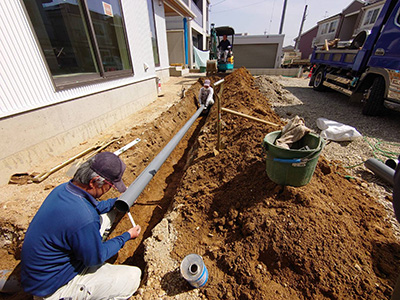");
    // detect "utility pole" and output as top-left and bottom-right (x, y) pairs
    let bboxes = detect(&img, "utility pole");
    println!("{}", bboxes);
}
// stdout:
(279, 0), (288, 35)
(295, 5), (308, 51)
